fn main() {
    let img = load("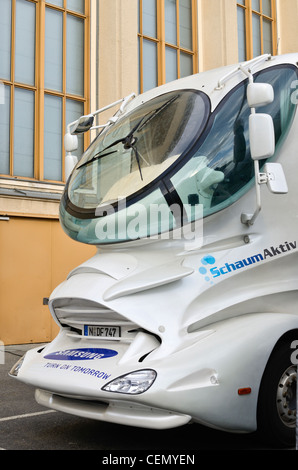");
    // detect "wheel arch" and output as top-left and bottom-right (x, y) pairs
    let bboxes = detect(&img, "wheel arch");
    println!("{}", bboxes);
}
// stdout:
(255, 327), (298, 447)
(260, 328), (298, 374)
